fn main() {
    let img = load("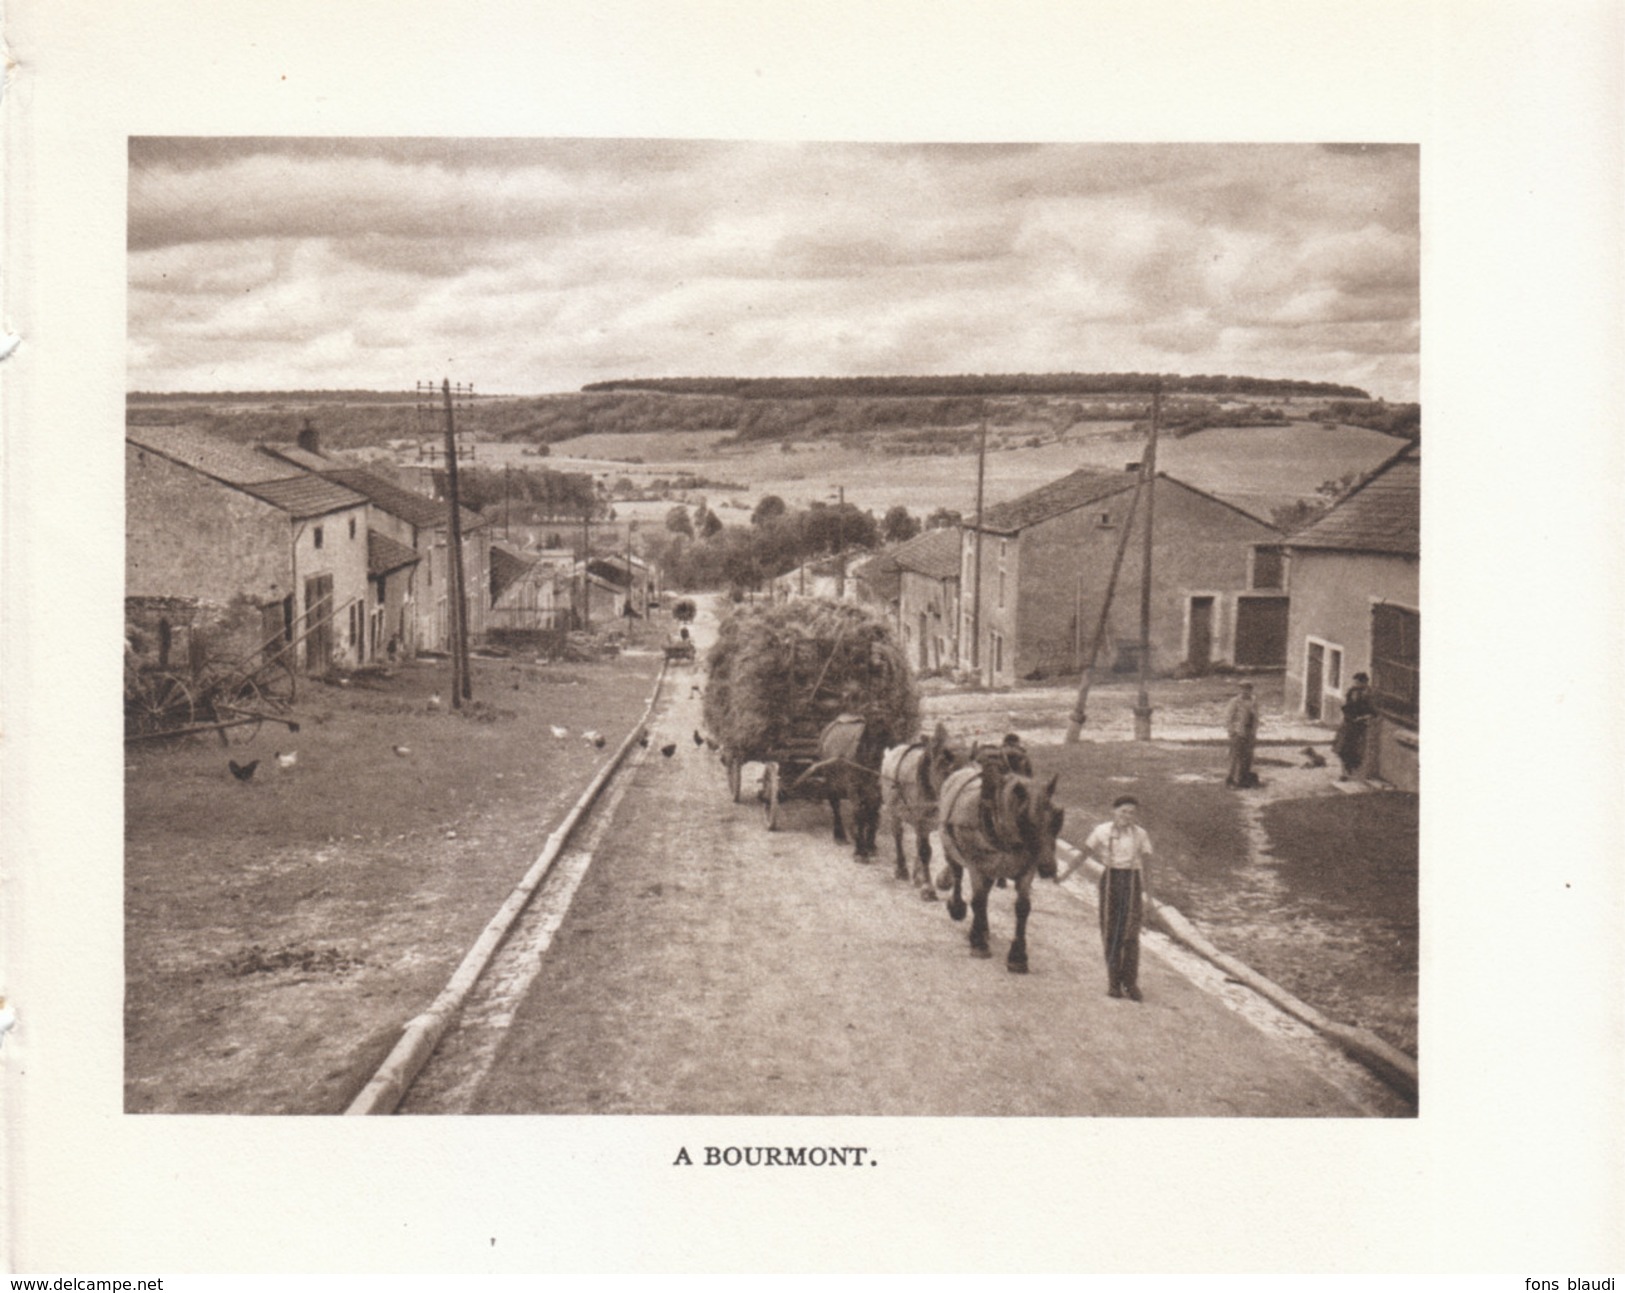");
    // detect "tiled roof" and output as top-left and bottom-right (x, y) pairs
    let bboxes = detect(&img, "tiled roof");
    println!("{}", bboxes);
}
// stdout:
(129, 425), (368, 517)
(128, 424), (308, 486)
(319, 467), (487, 532)
(264, 445), (335, 473)
(891, 526), (962, 580)
(1287, 448), (1419, 556)
(368, 530), (423, 576)
(976, 469), (1138, 533)
(240, 476), (370, 519)
(488, 544), (536, 600)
